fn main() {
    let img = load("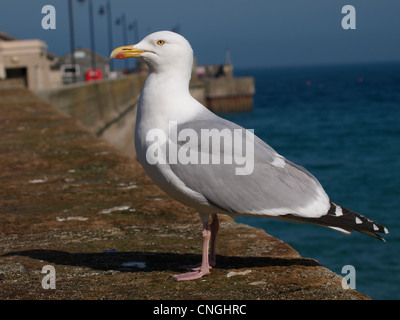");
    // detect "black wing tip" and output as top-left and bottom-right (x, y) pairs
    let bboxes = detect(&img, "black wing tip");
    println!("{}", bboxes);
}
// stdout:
(357, 229), (387, 242)
(328, 202), (389, 242)
(280, 202), (389, 242)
